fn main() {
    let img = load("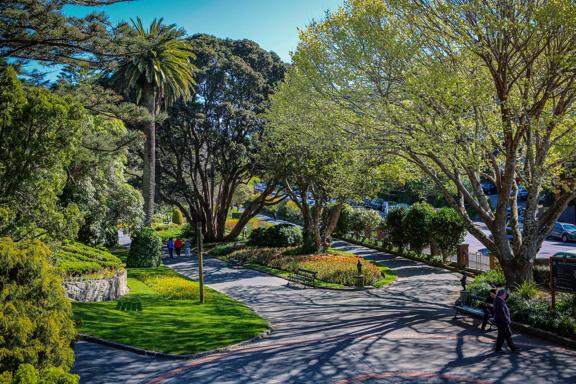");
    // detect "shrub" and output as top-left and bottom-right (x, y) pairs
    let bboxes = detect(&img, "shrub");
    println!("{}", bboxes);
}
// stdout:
(265, 224), (303, 247)
(127, 227), (163, 268)
(172, 208), (185, 225)
(354, 207), (382, 237)
(335, 203), (354, 235)
(248, 224), (303, 247)
(385, 206), (407, 249)
(0, 238), (76, 377)
(3, 364), (79, 384)
(402, 202), (435, 253)
(533, 264), (550, 286)
(140, 275), (206, 300)
(430, 207), (466, 261)
(53, 242), (123, 278)
(248, 227), (268, 246)
(516, 280), (539, 299)
(277, 201), (302, 221)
